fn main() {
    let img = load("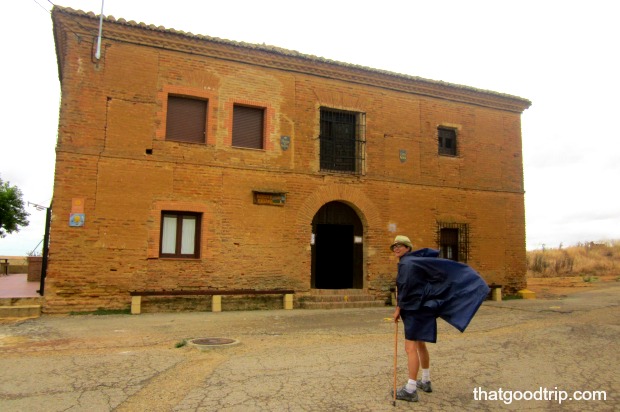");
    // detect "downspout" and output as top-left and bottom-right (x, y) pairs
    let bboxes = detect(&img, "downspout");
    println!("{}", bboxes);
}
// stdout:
(95, 0), (105, 60)
(38, 204), (52, 296)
